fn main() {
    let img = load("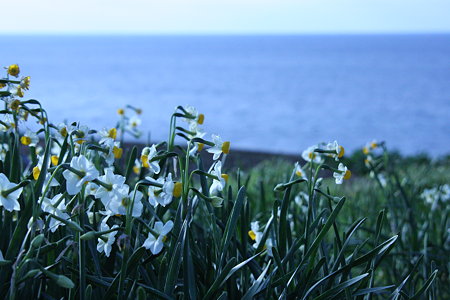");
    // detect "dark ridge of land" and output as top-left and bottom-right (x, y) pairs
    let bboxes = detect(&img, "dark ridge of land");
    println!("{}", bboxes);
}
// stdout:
(122, 142), (299, 169)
